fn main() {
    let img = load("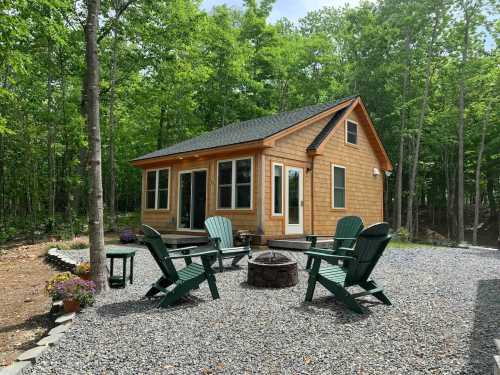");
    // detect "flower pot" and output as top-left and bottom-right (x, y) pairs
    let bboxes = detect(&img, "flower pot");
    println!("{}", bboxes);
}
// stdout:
(79, 273), (91, 281)
(63, 299), (81, 313)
